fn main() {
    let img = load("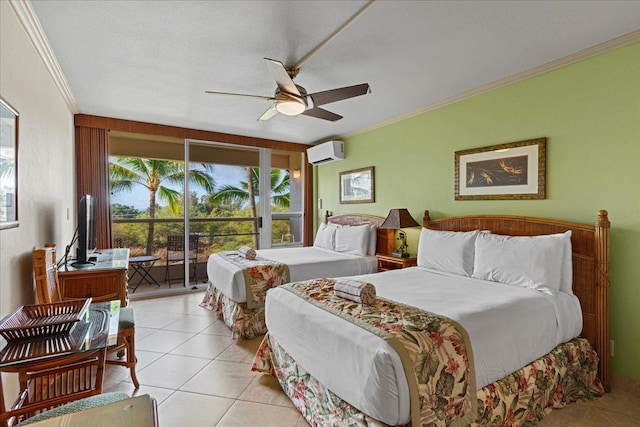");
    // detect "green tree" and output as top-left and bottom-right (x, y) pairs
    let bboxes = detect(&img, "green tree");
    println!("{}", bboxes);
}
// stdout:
(109, 157), (215, 255)
(111, 203), (140, 219)
(210, 168), (290, 246)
